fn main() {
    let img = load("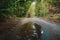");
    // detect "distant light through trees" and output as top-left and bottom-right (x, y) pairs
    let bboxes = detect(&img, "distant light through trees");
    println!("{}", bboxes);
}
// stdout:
(26, 1), (36, 17)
